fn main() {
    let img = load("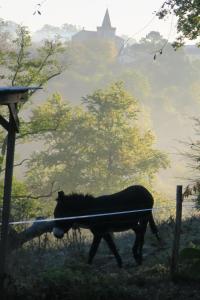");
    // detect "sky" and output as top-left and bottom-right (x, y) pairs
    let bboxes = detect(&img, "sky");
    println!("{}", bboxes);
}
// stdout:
(0, 0), (177, 41)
